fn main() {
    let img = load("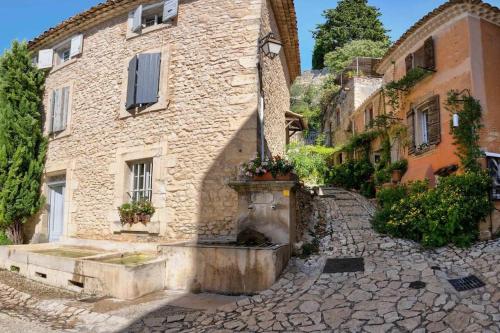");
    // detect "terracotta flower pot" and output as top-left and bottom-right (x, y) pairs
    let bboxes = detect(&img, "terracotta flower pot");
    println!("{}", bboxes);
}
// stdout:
(253, 172), (293, 181)
(391, 169), (403, 183)
(134, 213), (151, 225)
